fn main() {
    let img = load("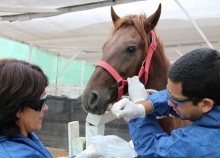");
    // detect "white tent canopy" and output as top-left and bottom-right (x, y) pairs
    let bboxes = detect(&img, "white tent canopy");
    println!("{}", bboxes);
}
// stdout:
(0, 0), (219, 64)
